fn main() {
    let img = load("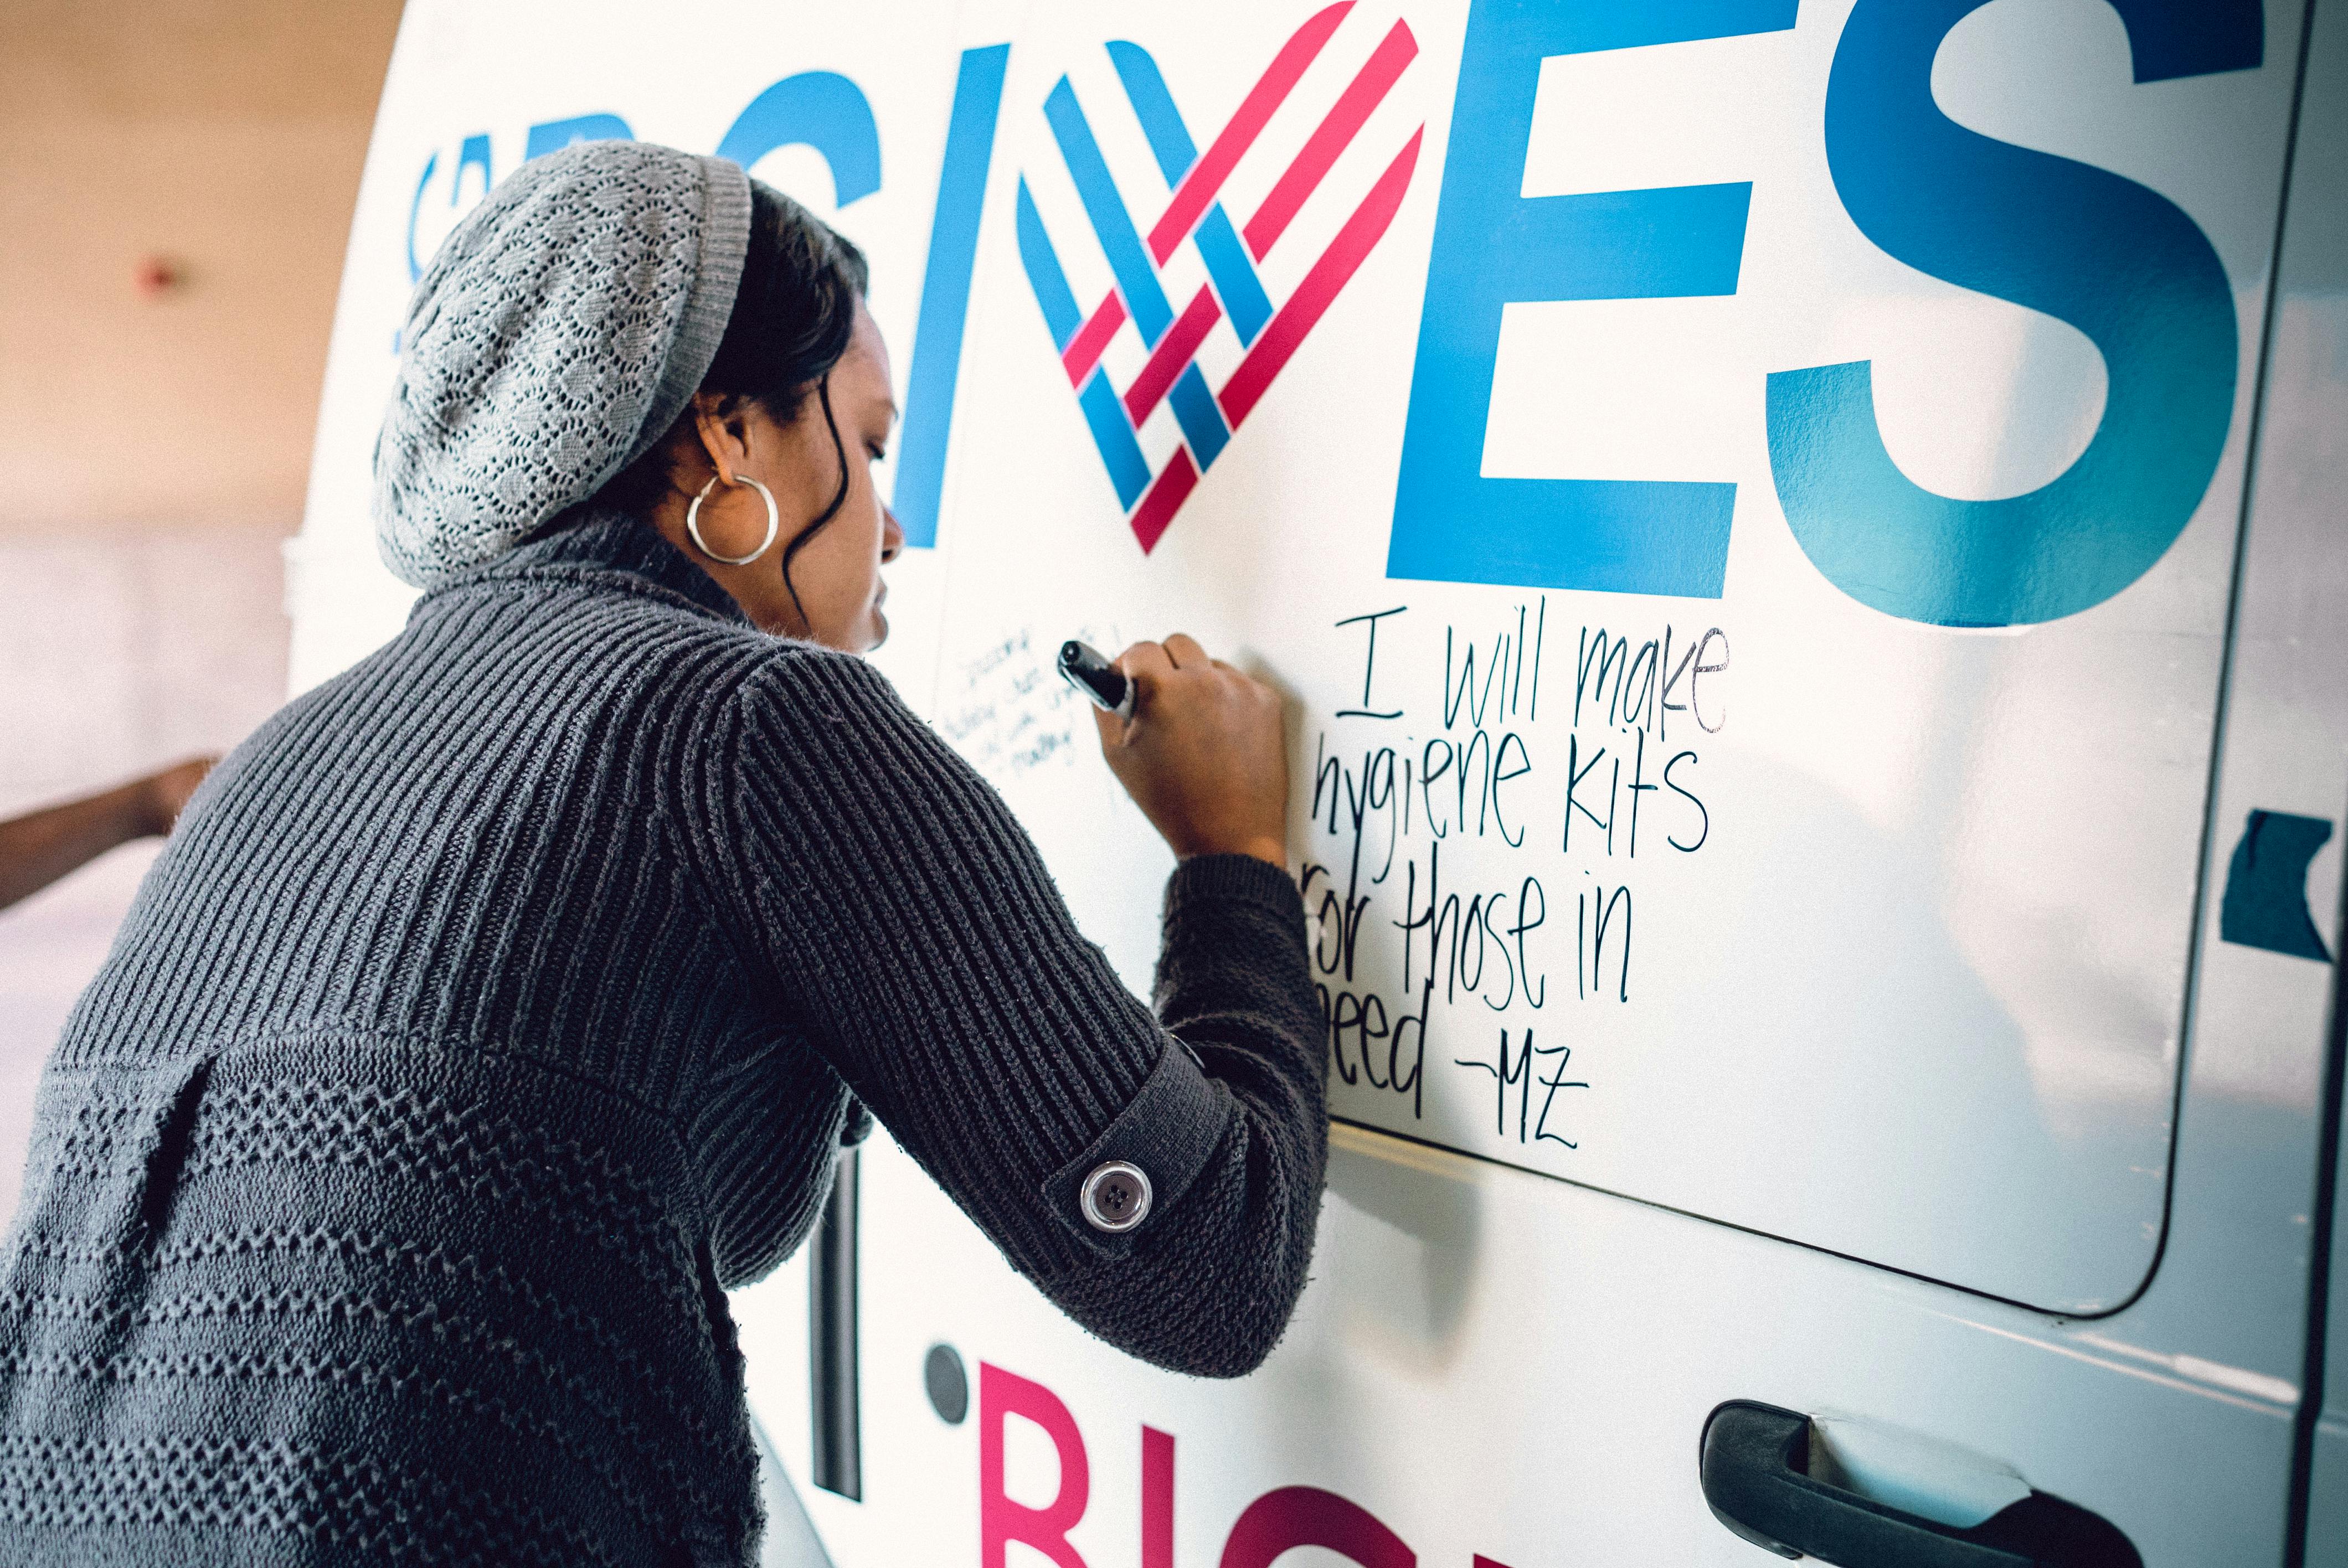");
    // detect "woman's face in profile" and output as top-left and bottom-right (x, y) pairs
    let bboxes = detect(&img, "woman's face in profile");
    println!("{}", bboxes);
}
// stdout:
(679, 300), (904, 652)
